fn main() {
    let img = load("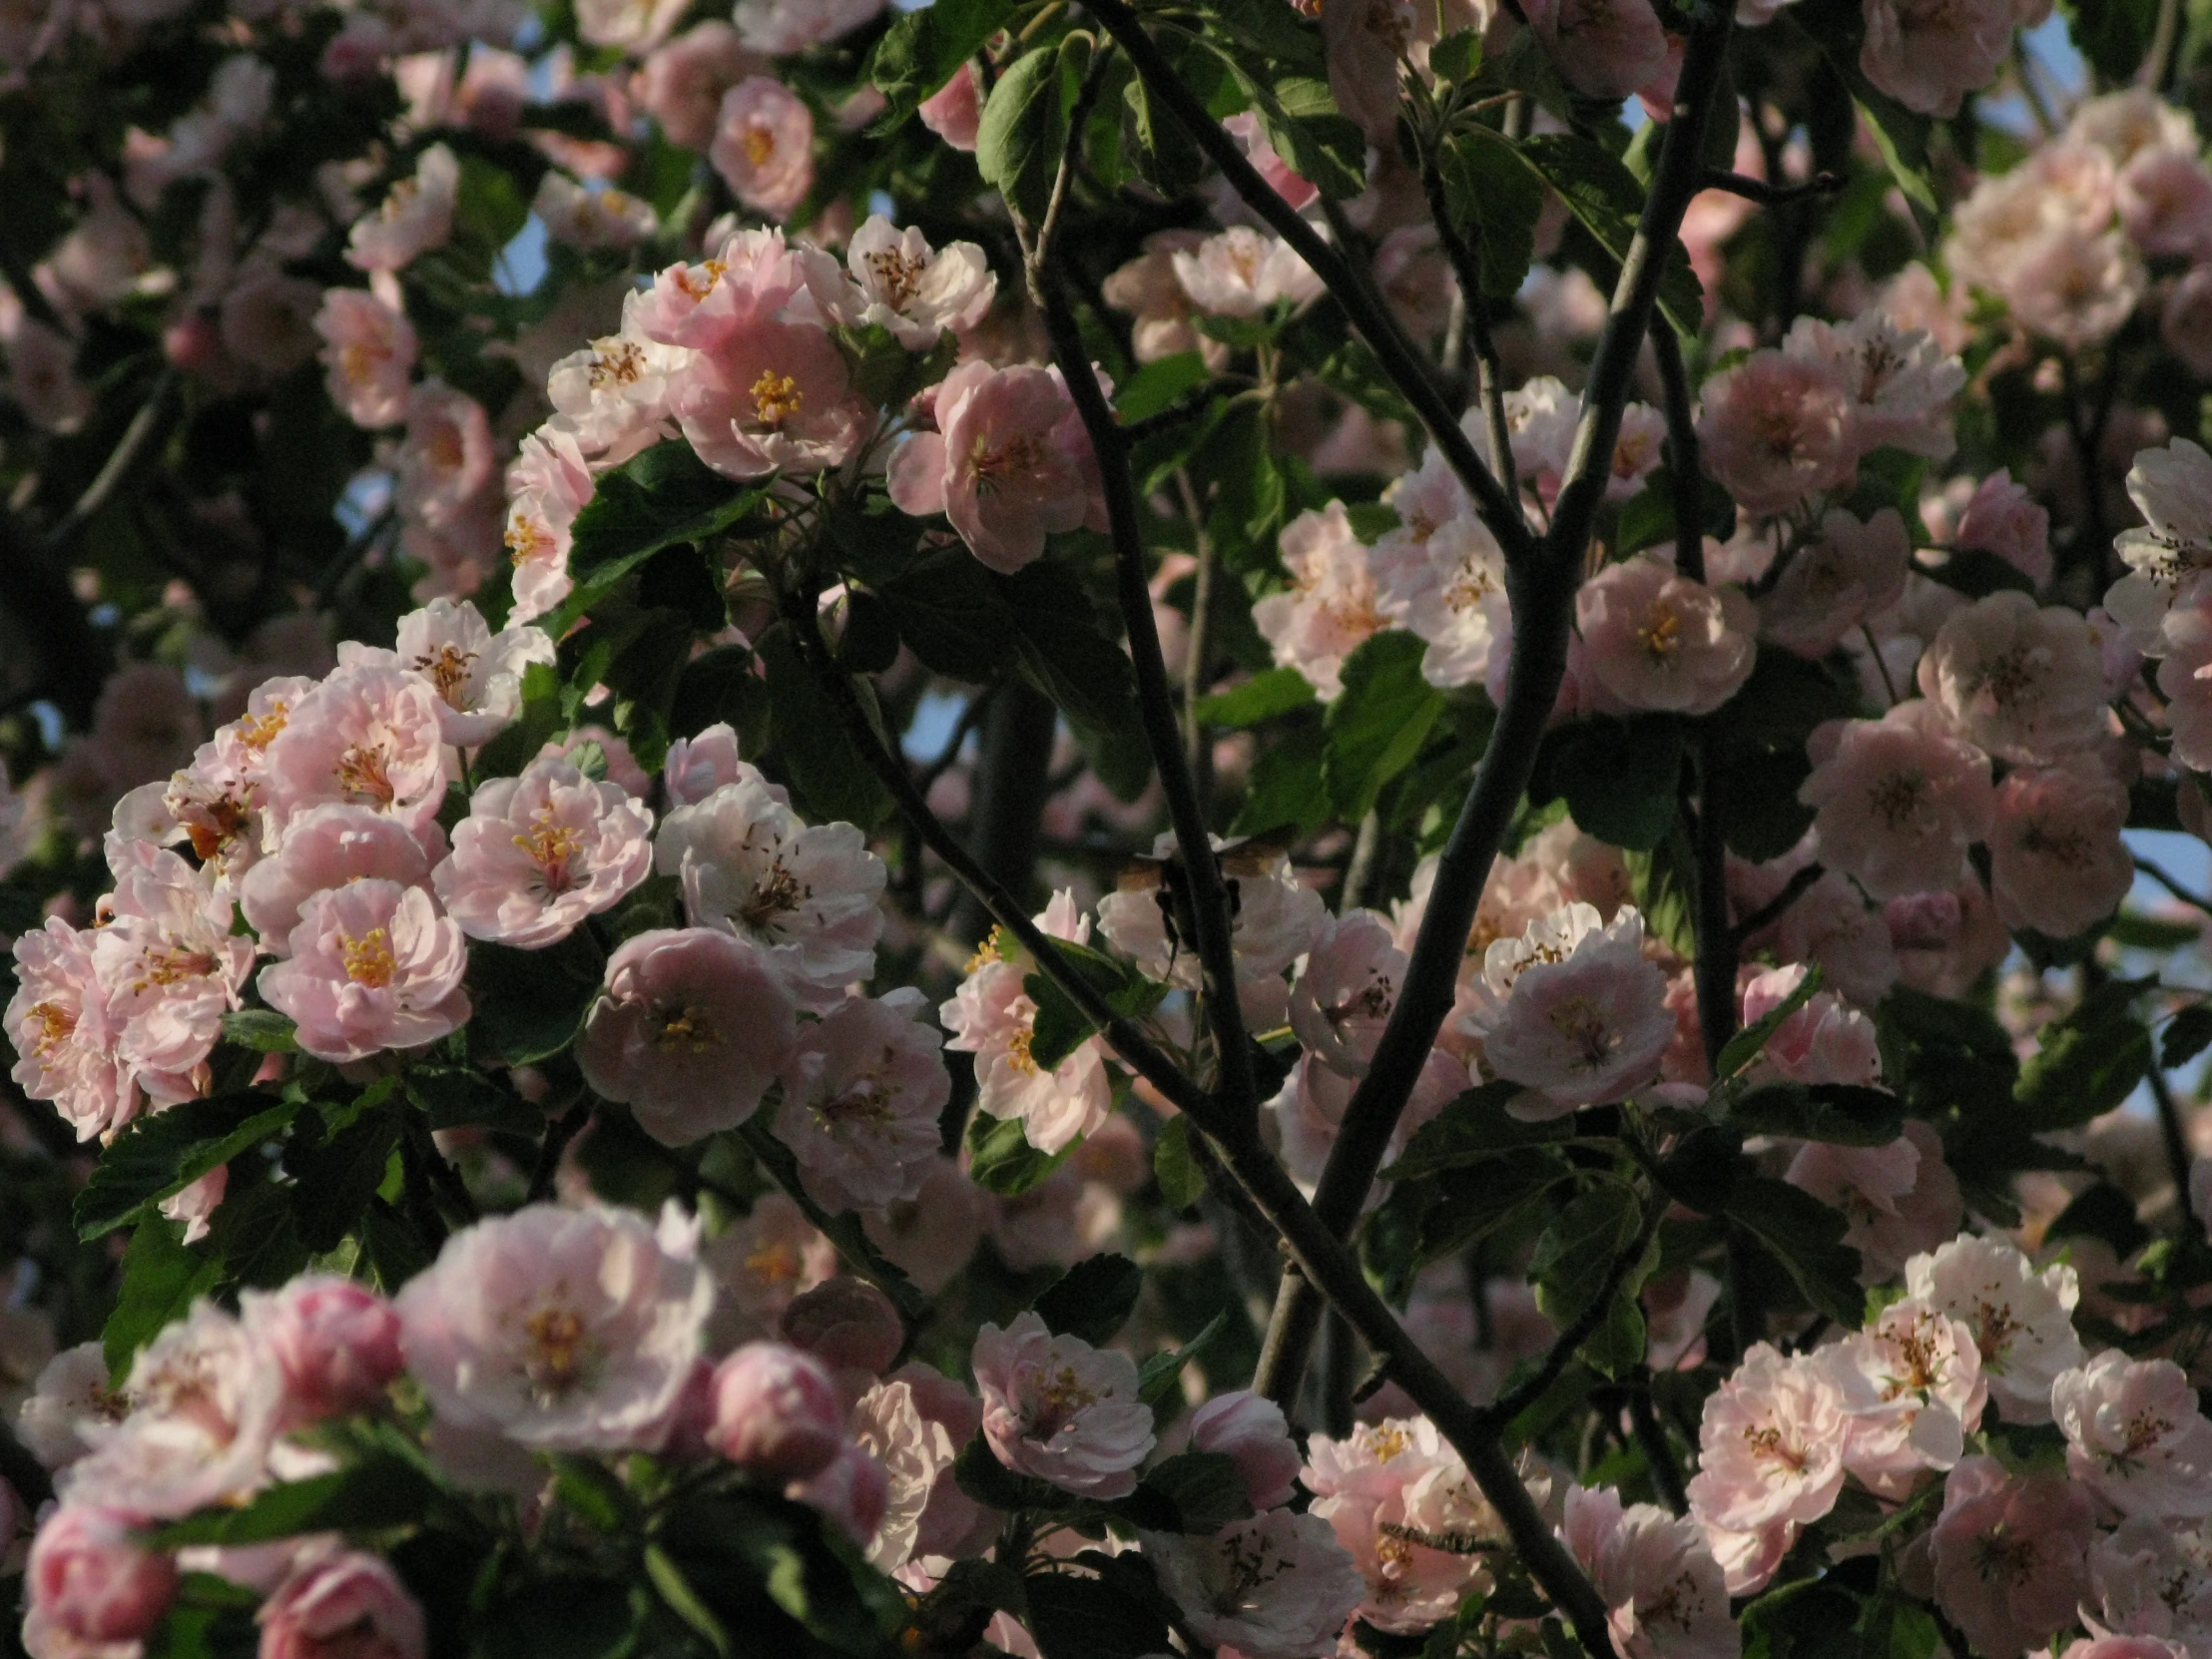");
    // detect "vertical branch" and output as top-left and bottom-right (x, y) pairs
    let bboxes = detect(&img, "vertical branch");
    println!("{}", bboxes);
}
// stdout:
(1419, 144), (1520, 511)
(2148, 1062), (2197, 1232)
(1177, 469), (1220, 802)
(944, 681), (1061, 945)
